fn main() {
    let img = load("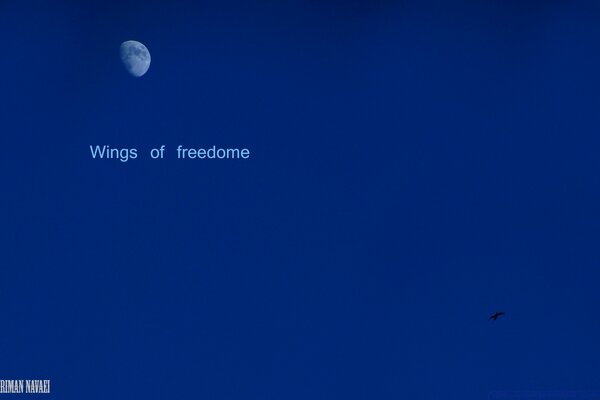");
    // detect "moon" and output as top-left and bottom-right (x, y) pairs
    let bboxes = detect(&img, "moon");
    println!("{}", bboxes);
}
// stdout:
(120, 40), (151, 77)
